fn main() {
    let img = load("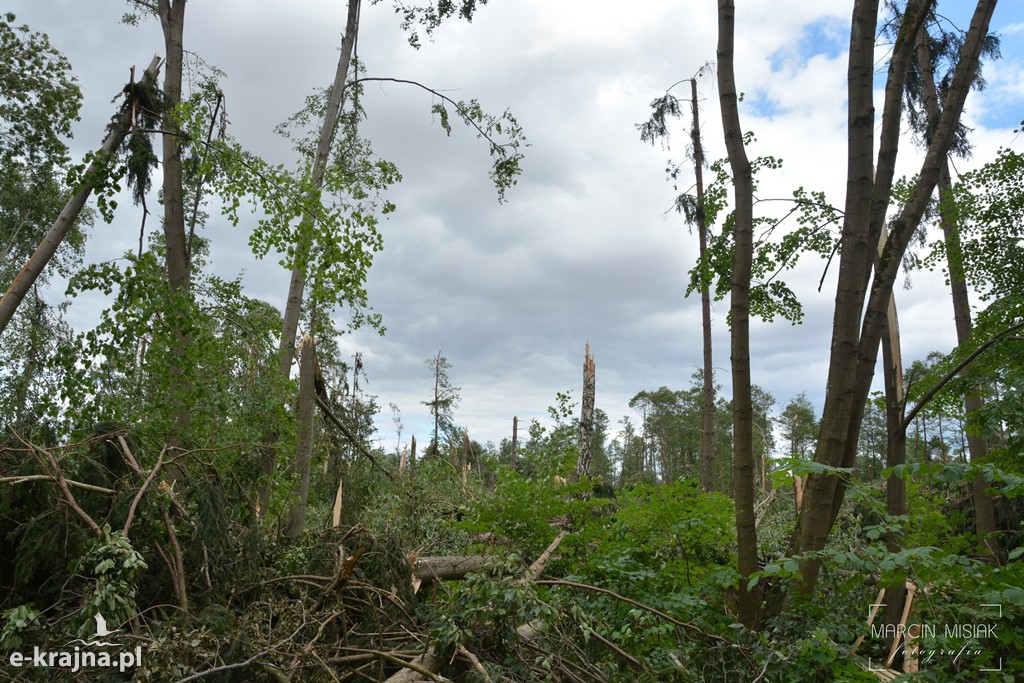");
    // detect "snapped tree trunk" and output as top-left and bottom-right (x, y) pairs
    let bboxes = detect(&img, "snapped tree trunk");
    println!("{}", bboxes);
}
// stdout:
(0, 56), (163, 337)
(691, 77), (717, 495)
(717, 0), (759, 629)
(259, 0), (362, 516)
(285, 334), (317, 538)
(914, 22), (1000, 555)
(576, 342), (596, 480)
